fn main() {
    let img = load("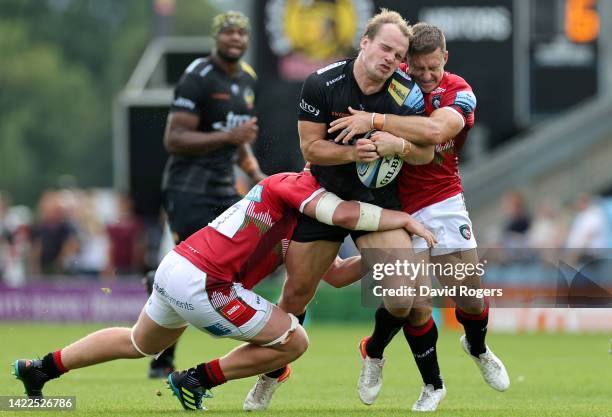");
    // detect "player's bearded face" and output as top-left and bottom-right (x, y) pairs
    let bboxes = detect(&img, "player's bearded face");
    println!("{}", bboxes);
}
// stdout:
(408, 48), (447, 93)
(361, 24), (407, 82)
(216, 26), (249, 63)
